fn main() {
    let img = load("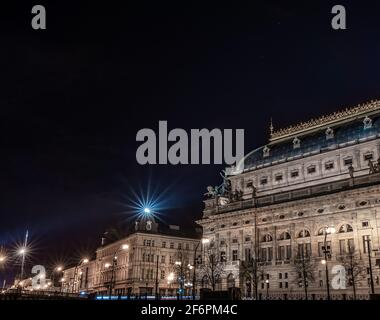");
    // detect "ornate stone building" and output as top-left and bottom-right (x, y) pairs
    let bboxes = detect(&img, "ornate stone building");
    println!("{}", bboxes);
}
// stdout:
(198, 100), (380, 299)
(62, 217), (200, 297)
